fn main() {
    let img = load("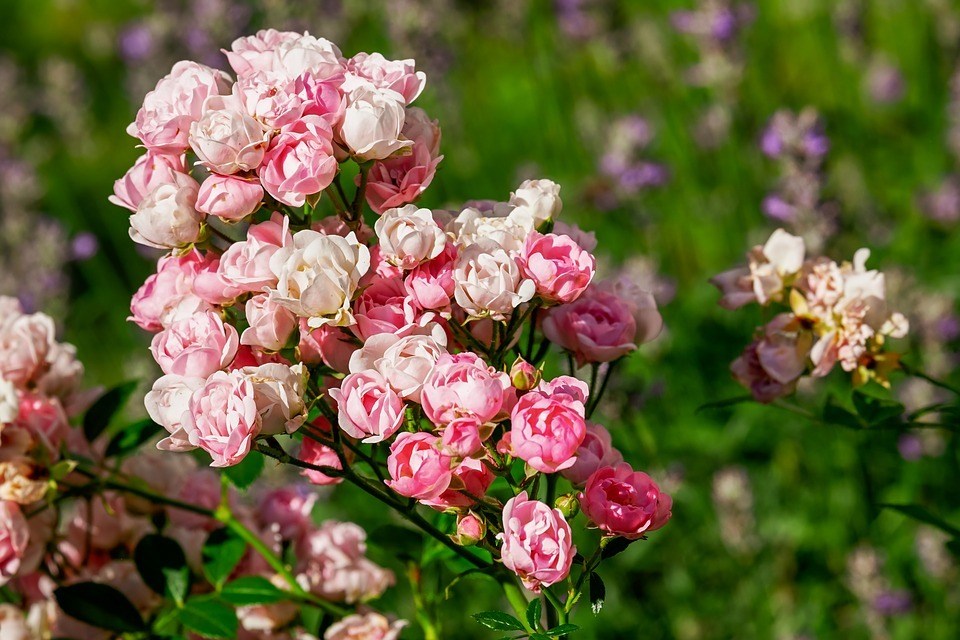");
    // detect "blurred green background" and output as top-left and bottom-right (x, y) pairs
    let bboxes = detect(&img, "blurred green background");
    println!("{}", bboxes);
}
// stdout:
(2, 0), (959, 638)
